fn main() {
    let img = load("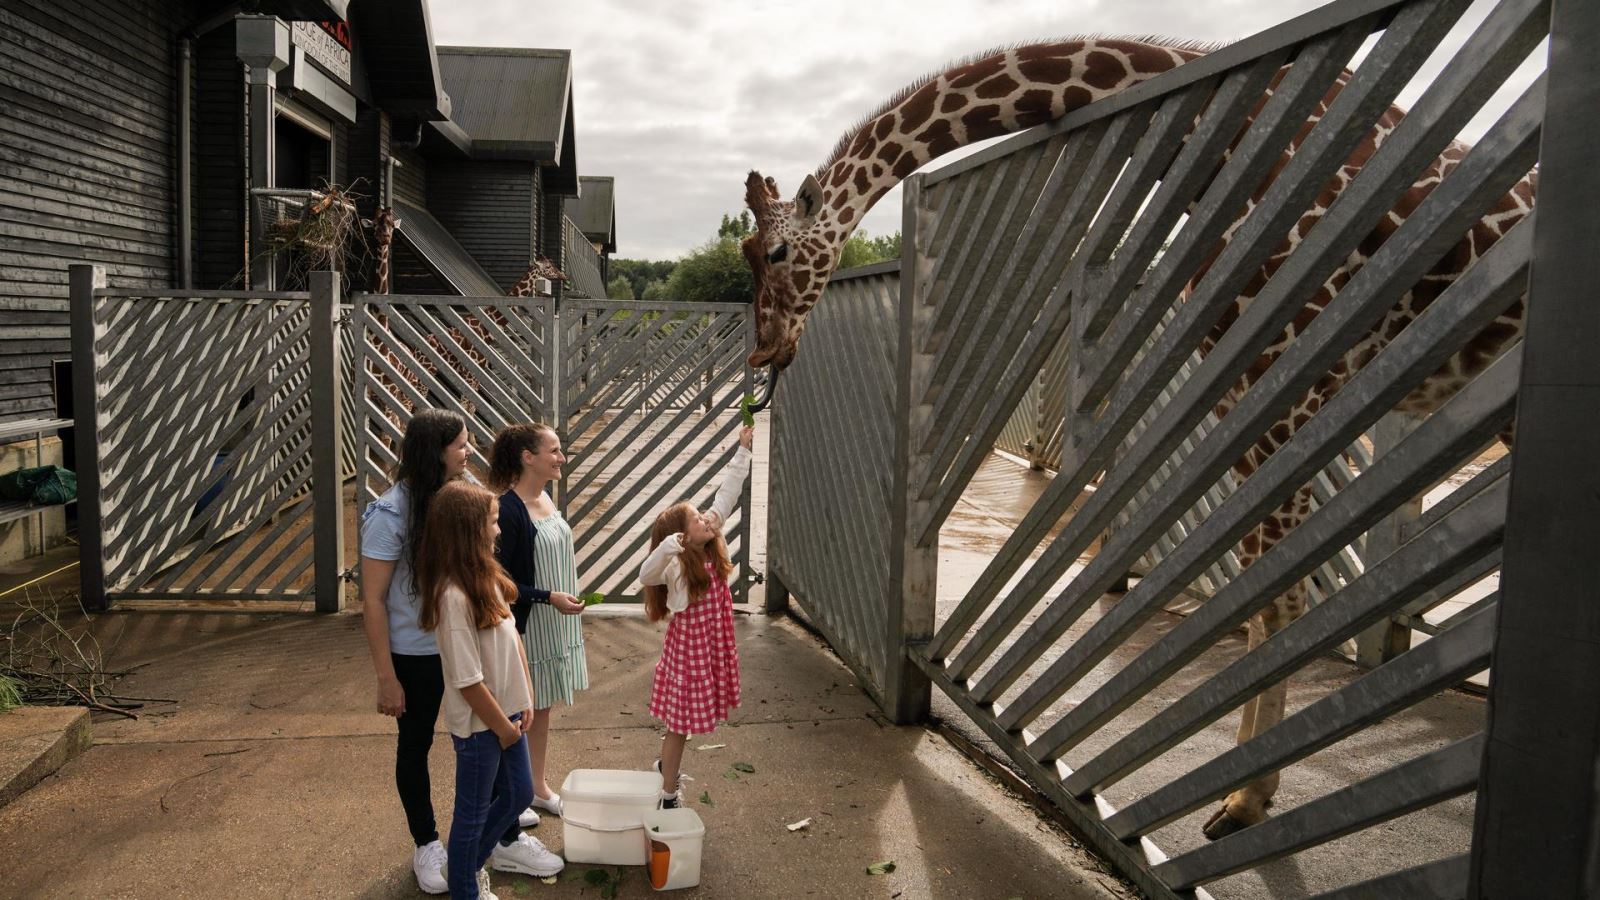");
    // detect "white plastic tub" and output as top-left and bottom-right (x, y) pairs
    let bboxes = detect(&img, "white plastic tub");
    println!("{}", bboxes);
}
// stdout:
(641, 807), (705, 891)
(560, 769), (662, 865)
